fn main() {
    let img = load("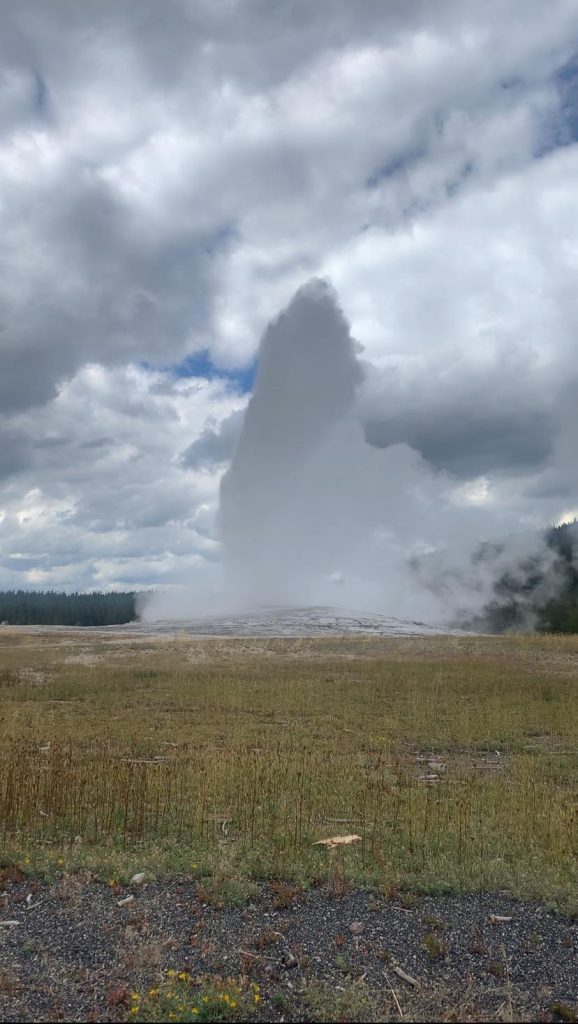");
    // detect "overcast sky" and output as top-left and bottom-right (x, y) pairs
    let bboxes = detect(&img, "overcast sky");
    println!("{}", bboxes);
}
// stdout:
(1, 0), (578, 604)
